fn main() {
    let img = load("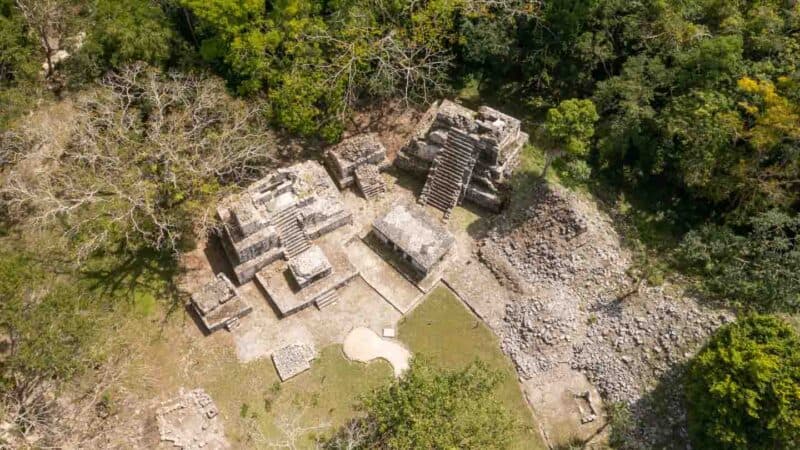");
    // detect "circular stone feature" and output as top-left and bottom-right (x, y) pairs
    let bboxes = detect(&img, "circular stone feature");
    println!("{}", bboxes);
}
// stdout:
(343, 327), (410, 377)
